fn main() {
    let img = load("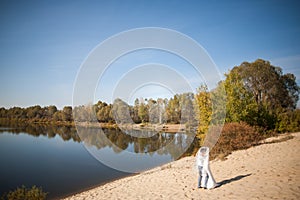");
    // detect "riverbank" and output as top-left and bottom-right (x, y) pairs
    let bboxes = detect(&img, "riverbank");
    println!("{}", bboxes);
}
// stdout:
(64, 132), (300, 200)
(72, 122), (186, 133)
(0, 118), (186, 133)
